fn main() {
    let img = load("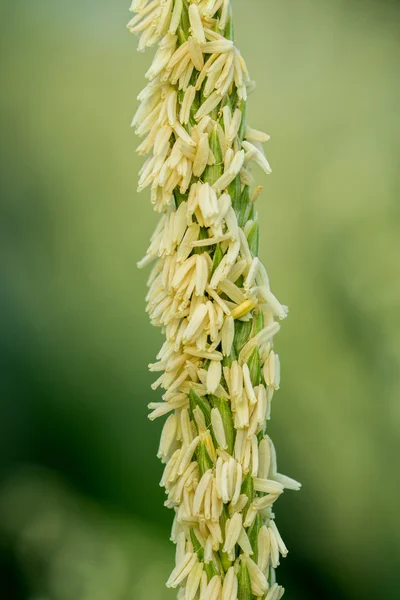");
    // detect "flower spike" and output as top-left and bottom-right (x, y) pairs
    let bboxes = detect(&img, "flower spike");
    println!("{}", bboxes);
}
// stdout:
(128, 1), (300, 597)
